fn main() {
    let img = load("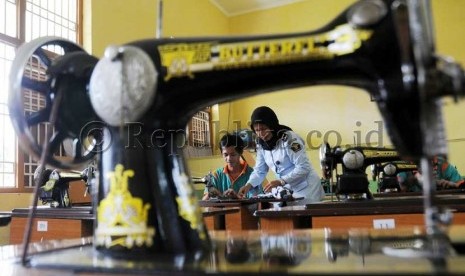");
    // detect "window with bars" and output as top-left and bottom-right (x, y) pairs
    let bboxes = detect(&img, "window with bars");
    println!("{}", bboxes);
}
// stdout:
(0, 43), (16, 188)
(0, 0), (80, 191)
(184, 107), (213, 157)
(188, 108), (211, 147)
(22, 51), (68, 188)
